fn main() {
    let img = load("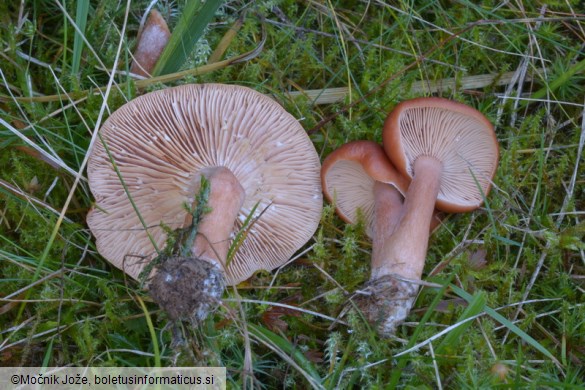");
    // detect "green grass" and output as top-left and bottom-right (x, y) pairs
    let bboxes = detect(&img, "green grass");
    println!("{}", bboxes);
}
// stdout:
(1, 0), (584, 388)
